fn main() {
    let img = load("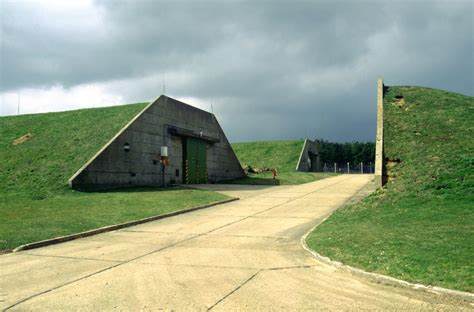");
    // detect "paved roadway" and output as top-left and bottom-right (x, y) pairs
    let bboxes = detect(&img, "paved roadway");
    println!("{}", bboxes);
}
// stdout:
(1, 175), (470, 310)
